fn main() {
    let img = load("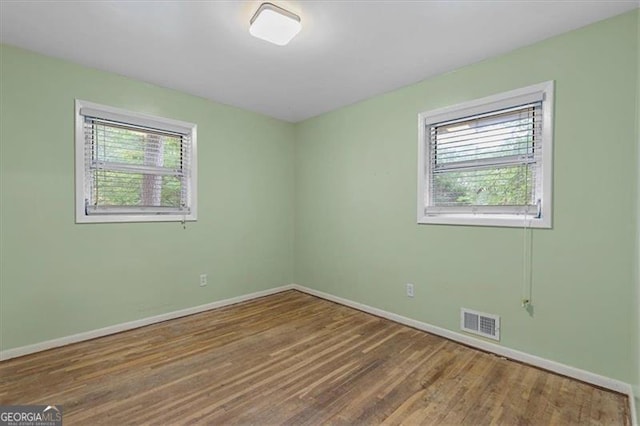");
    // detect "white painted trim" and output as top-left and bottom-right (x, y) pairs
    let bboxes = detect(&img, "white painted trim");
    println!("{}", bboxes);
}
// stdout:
(417, 112), (427, 222)
(416, 81), (554, 229)
(417, 214), (551, 229)
(0, 284), (294, 361)
(291, 284), (630, 395)
(74, 99), (198, 224)
(419, 83), (549, 125)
